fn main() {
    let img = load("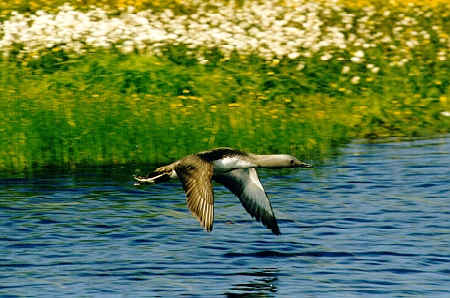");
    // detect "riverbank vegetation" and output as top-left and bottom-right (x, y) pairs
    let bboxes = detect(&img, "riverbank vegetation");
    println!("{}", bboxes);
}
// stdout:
(0, 0), (449, 174)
